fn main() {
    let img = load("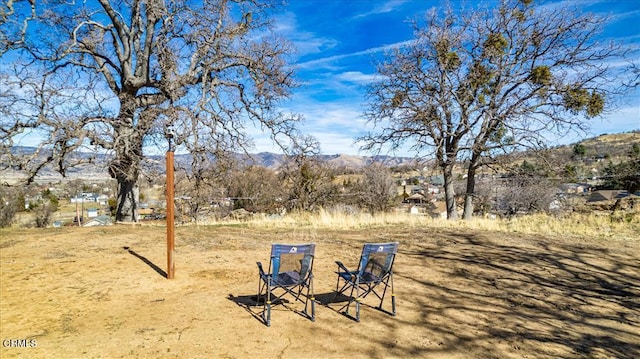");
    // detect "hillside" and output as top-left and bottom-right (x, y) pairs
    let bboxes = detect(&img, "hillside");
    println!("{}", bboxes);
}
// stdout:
(3, 131), (638, 184)
(503, 131), (640, 180)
